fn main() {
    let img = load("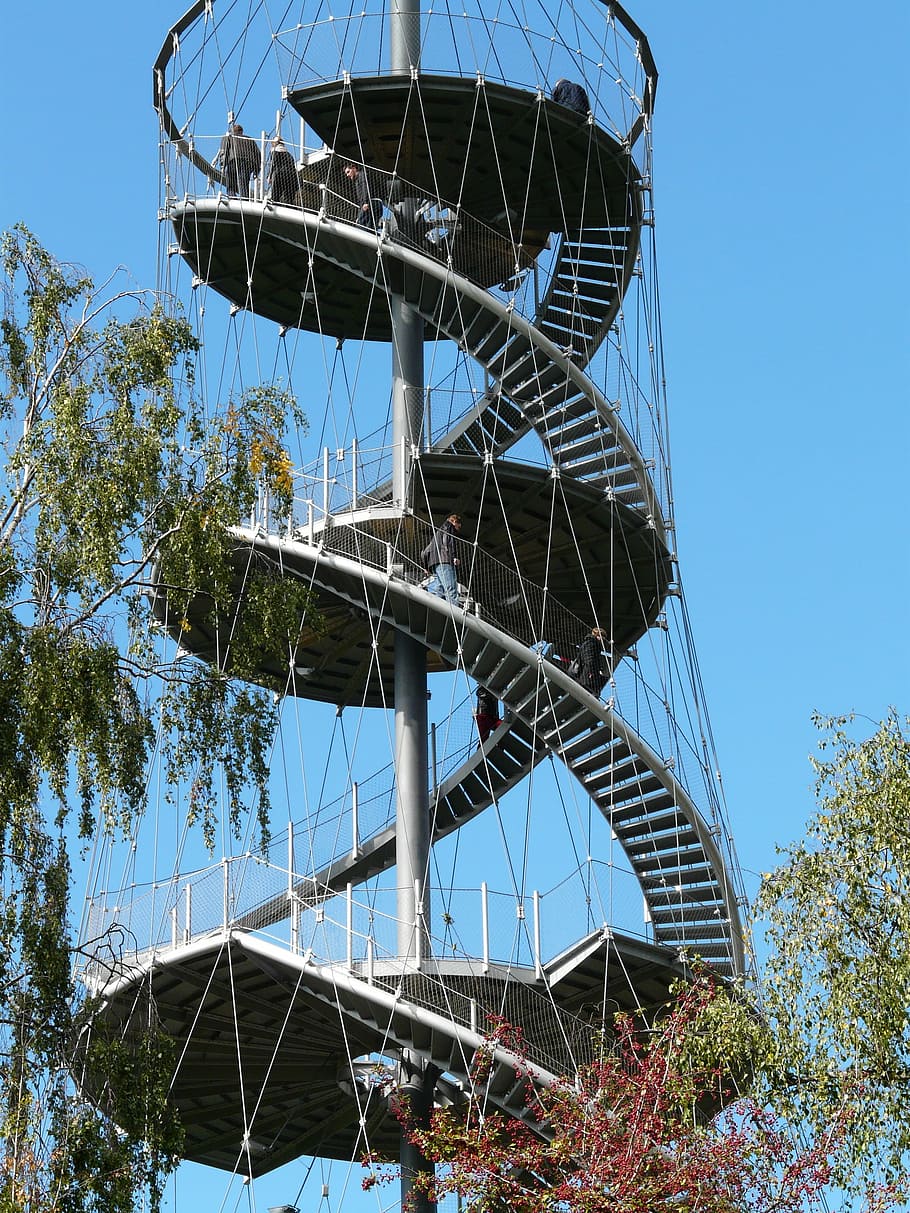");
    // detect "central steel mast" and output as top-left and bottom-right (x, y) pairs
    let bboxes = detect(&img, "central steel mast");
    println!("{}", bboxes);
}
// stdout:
(390, 1), (436, 1208)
